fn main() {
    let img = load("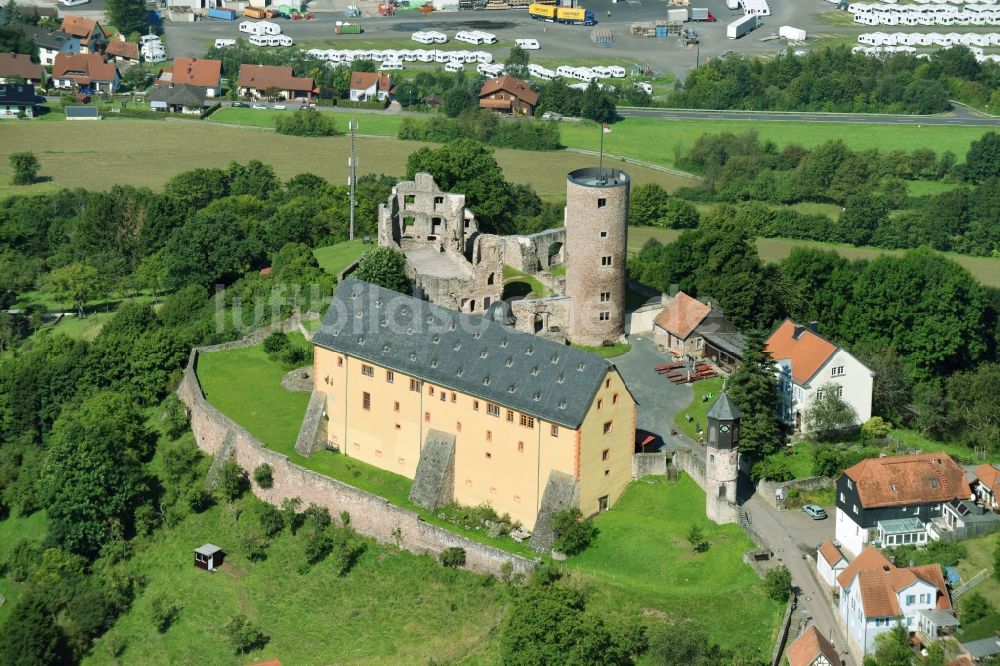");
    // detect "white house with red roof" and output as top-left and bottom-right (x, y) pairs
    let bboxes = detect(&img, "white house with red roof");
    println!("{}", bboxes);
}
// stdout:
(765, 319), (873, 433)
(786, 625), (840, 666)
(837, 545), (956, 658)
(816, 539), (848, 588)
